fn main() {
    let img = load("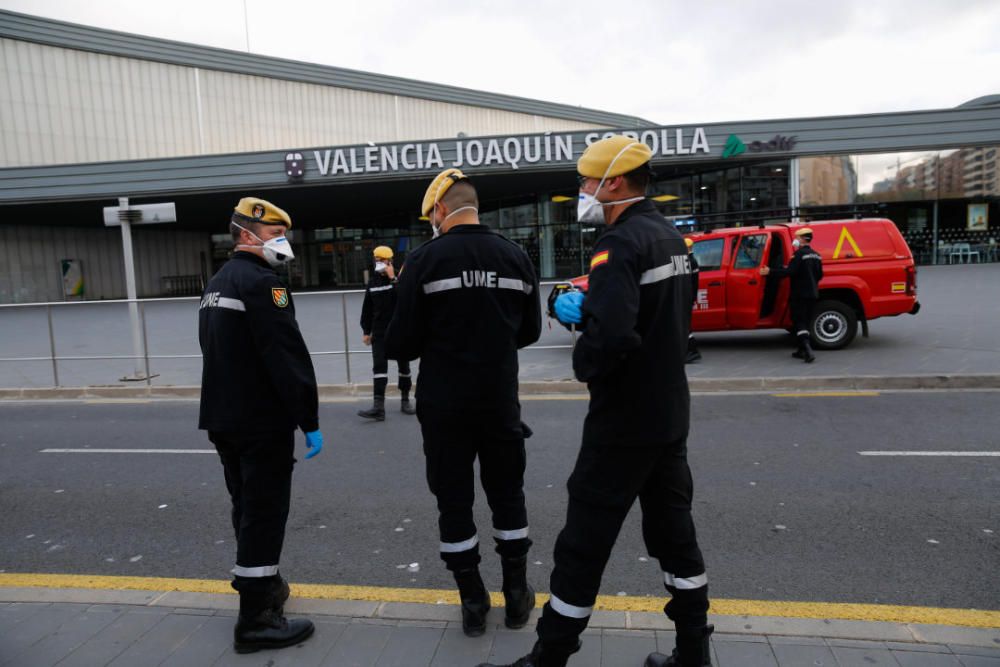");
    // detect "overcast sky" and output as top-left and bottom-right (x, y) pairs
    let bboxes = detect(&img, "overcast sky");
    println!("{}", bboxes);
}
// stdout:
(3, 0), (999, 125)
